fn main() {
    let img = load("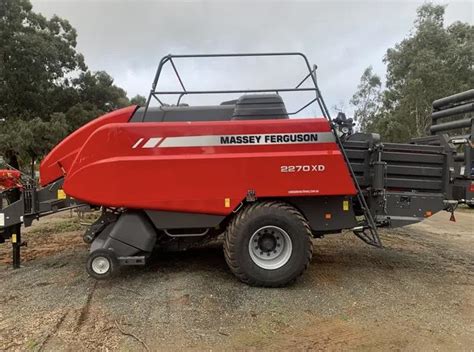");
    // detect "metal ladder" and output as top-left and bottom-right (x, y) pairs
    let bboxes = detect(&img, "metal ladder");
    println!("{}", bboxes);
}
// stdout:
(311, 66), (382, 247)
